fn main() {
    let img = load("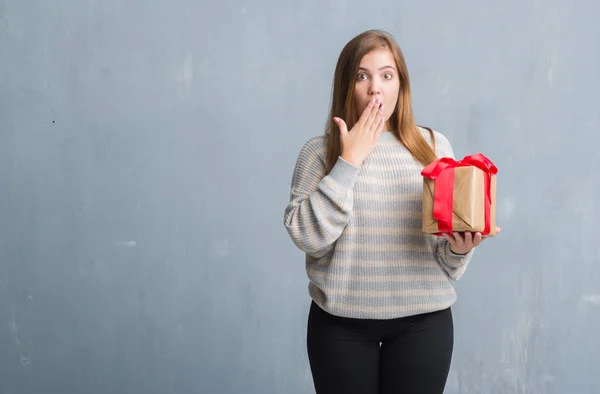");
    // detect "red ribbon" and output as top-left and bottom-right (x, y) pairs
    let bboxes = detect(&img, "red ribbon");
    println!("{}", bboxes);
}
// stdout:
(421, 153), (498, 235)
